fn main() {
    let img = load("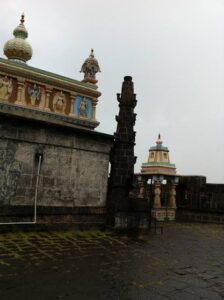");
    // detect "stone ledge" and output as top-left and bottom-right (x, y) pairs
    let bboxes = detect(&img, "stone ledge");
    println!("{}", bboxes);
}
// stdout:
(0, 205), (107, 216)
